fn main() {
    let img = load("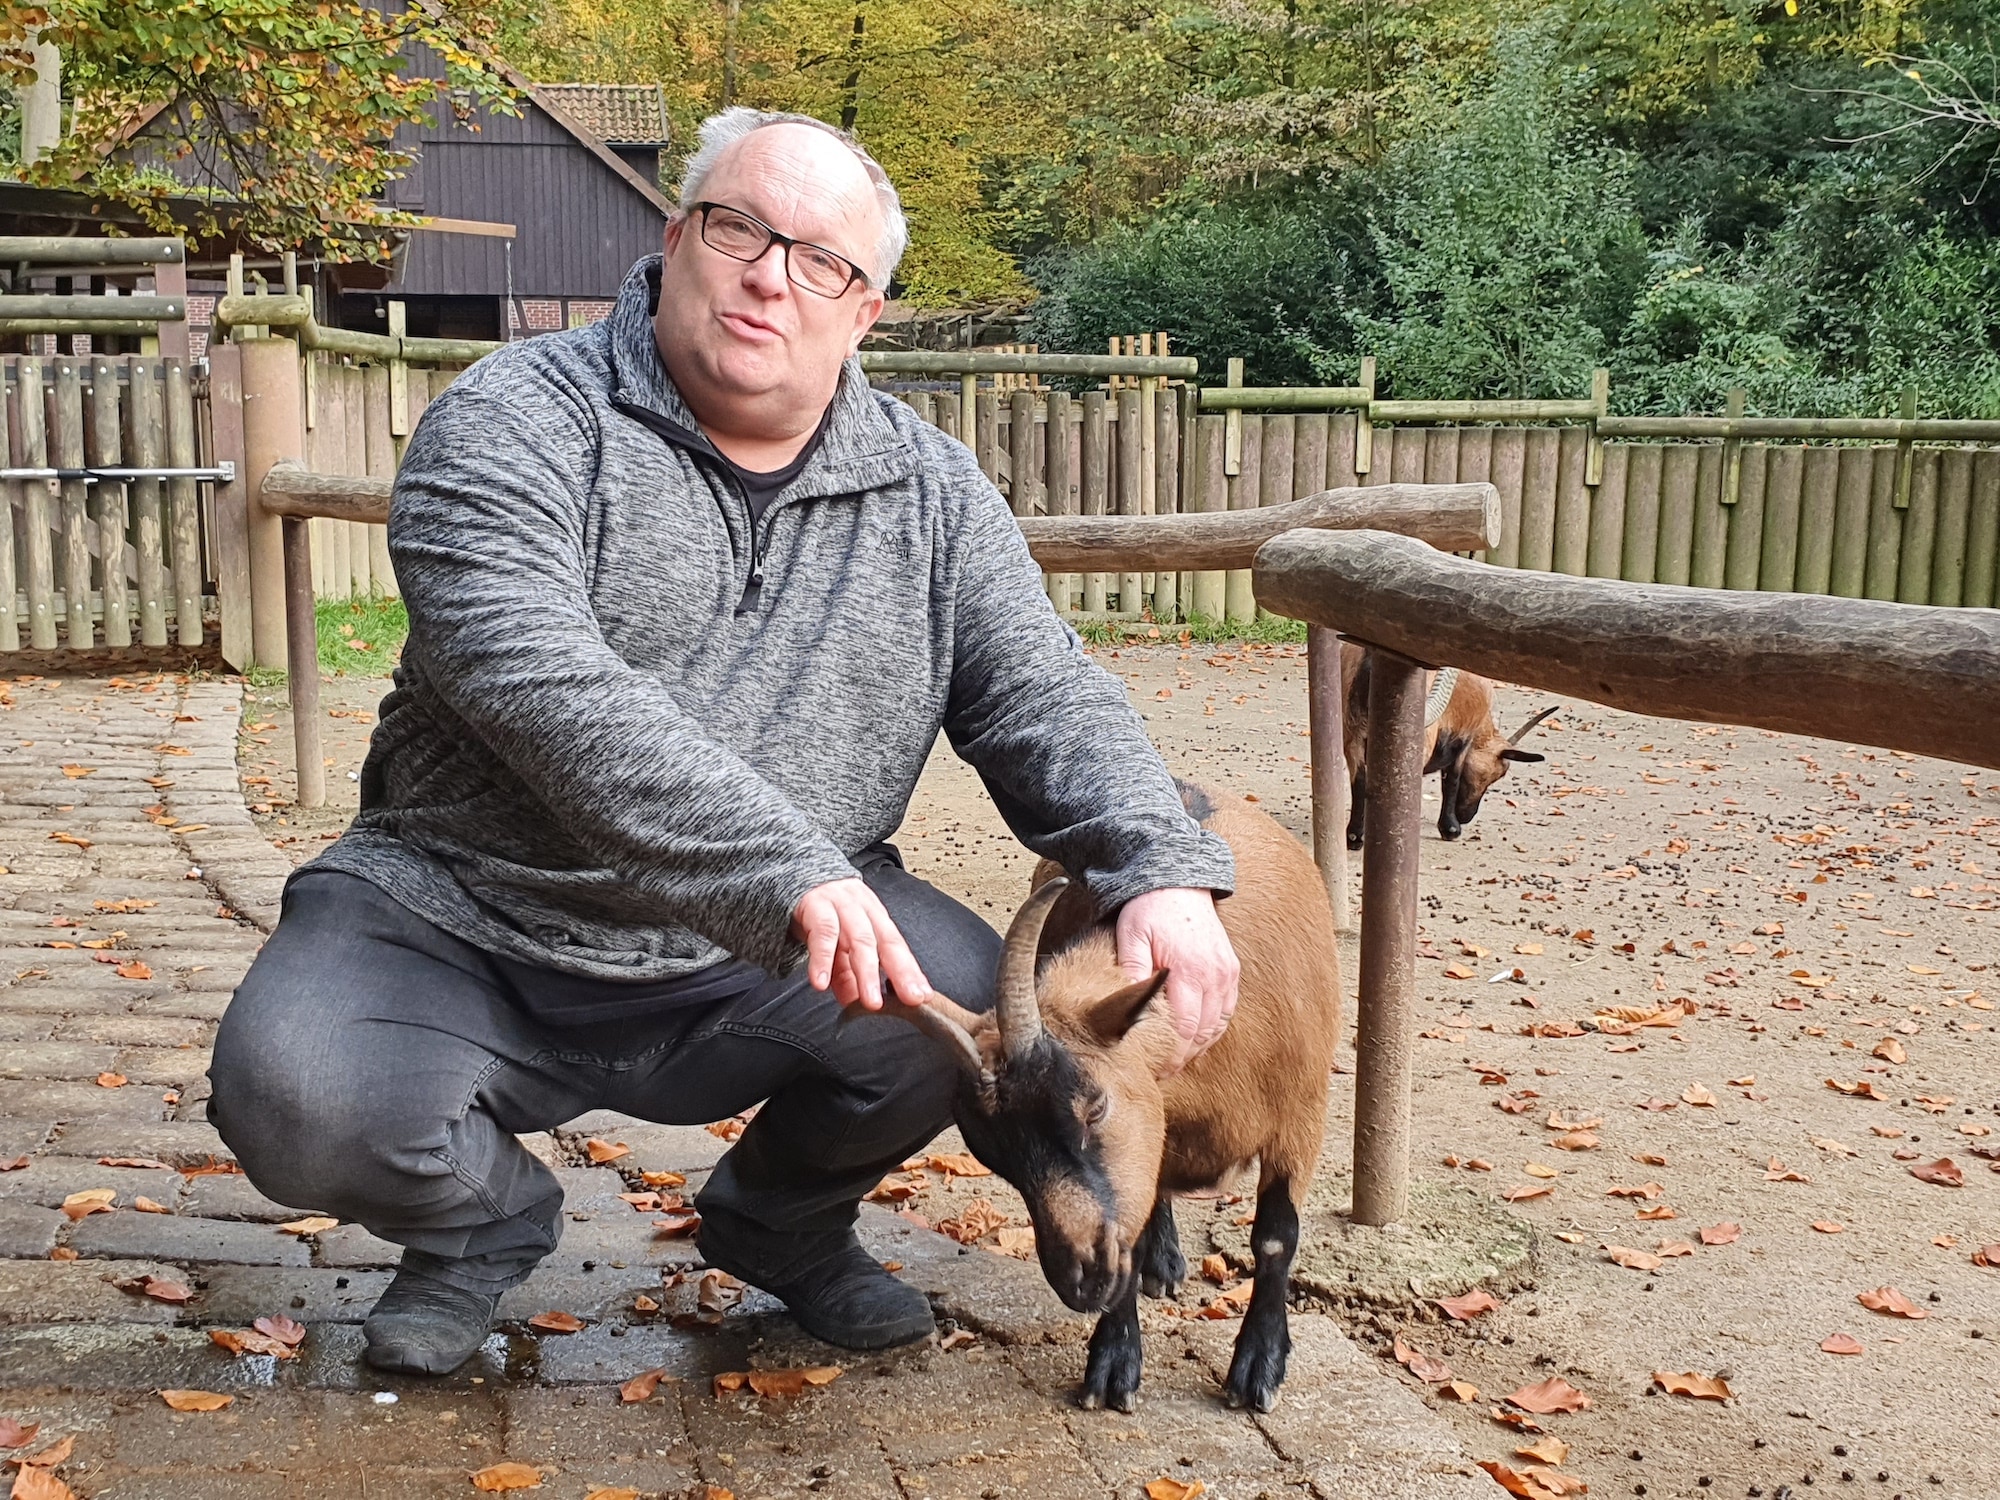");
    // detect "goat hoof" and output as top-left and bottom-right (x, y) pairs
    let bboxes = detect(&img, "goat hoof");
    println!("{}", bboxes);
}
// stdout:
(1080, 1322), (1144, 1413)
(1344, 832), (1363, 851)
(1224, 1338), (1289, 1414)
(1136, 1243), (1185, 1300)
(1439, 826), (1462, 842)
